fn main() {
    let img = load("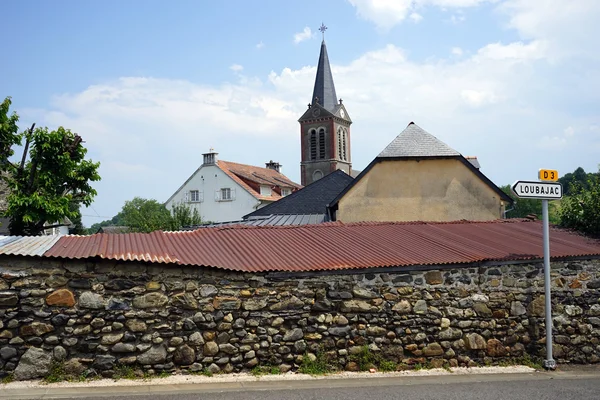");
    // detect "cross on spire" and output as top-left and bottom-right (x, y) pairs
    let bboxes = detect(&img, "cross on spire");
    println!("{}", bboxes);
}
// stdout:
(319, 23), (327, 41)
